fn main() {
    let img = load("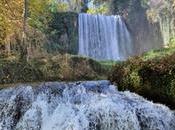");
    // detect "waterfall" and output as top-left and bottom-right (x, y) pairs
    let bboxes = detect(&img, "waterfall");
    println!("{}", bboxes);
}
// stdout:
(78, 13), (133, 61)
(0, 80), (175, 130)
